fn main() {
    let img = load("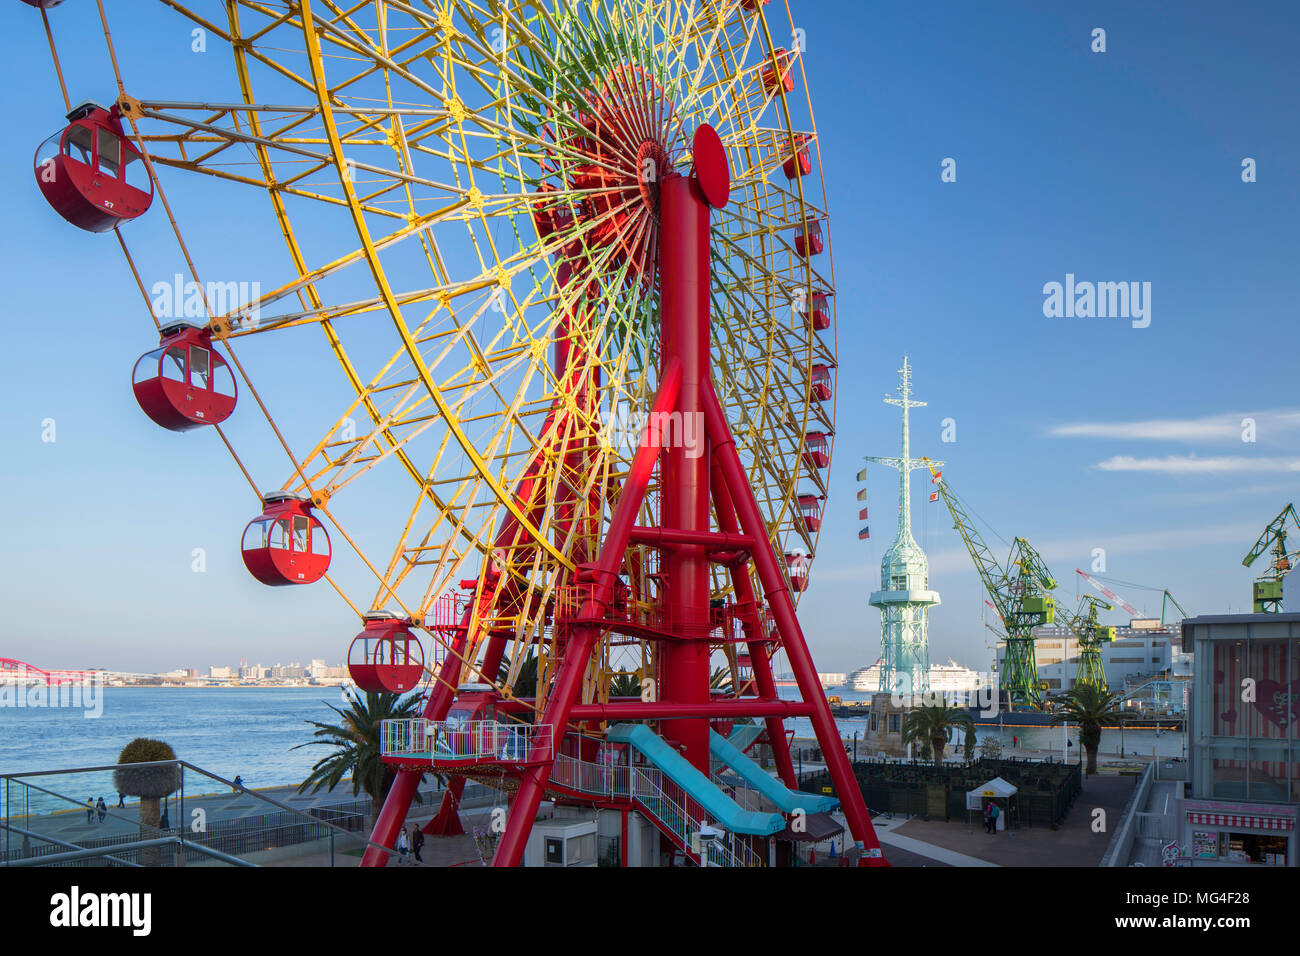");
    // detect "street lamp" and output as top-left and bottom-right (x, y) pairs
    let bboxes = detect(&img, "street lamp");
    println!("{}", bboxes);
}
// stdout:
(699, 824), (722, 868)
